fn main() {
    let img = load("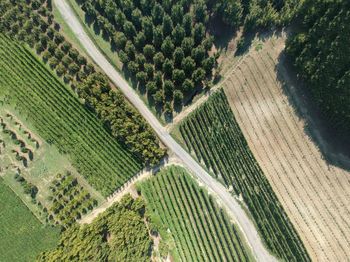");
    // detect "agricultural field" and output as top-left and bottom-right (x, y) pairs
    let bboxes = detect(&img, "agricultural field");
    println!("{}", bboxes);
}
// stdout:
(176, 90), (309, 261)
(222, 34), (350, 261)
(0, 178), (59, 262)
(140, 165), (254, 261)
(2, 0), (350, 261)
(0, 0), (165, 166)
(0, 33), (142, 196)
(0, 107), (104, 222)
